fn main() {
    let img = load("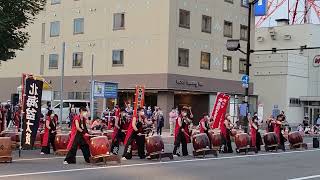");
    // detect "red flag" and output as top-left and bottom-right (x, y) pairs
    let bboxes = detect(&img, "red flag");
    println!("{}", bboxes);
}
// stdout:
(133, 85), (145, 117)
(211, 93), (230, 129)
